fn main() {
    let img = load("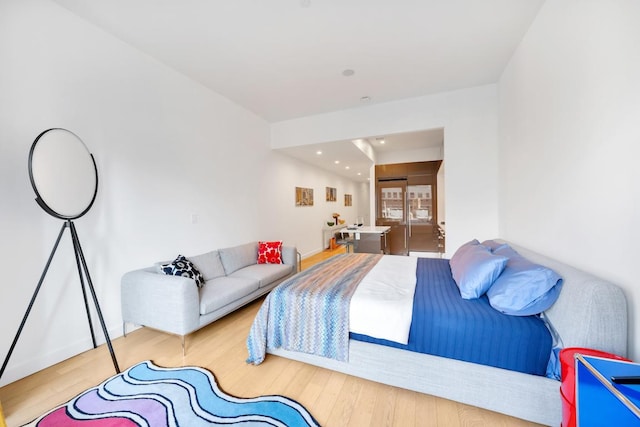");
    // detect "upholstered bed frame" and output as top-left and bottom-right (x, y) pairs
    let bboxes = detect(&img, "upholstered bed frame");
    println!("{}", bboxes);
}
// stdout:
(268, 241), (628, 426)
